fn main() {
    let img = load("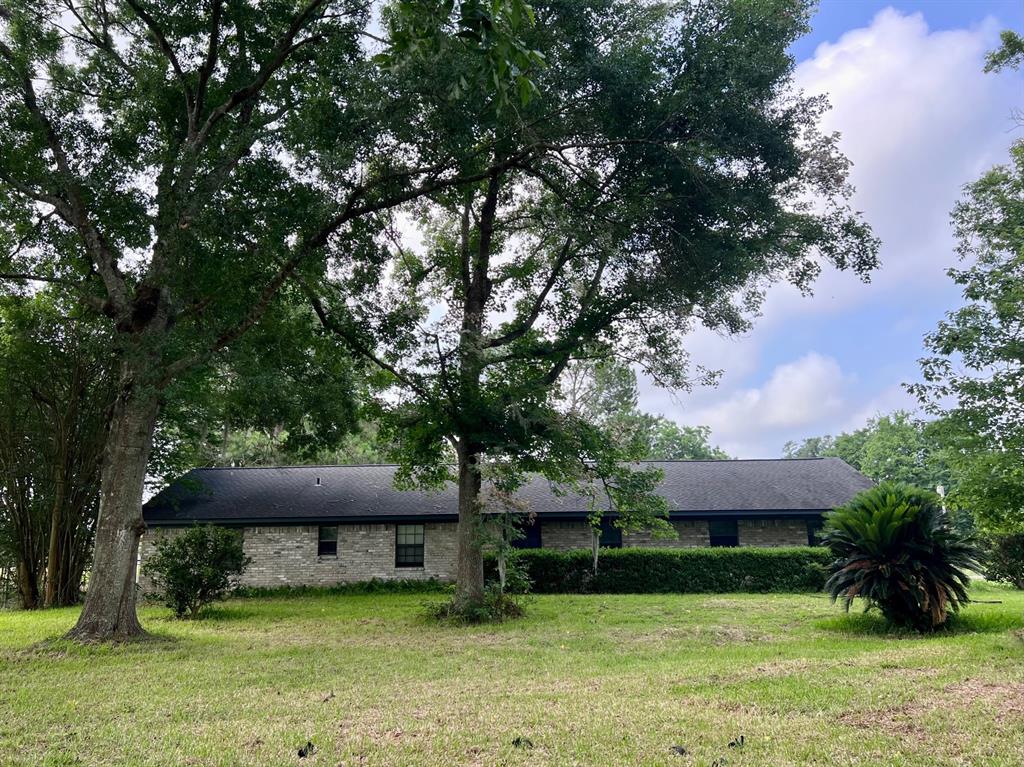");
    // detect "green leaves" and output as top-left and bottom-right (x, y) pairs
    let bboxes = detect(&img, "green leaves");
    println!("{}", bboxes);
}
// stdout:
(380, 0), (544, 108)
(910, 139), (1024, 533)
(822, 482), (982, 631)
(144, 525), (250, 619)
